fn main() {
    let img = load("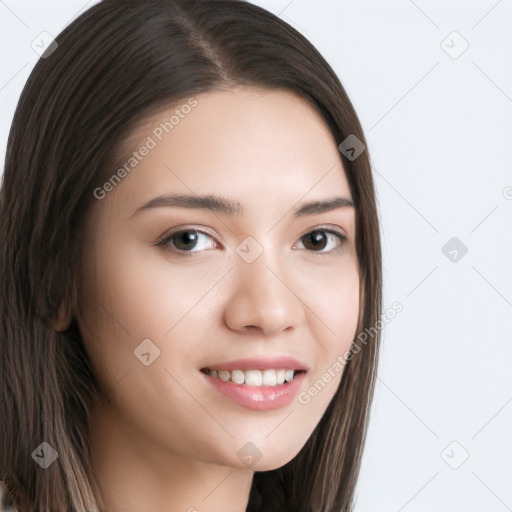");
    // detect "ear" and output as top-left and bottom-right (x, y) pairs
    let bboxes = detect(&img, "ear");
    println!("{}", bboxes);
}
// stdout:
(45, 302), (73, 332)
